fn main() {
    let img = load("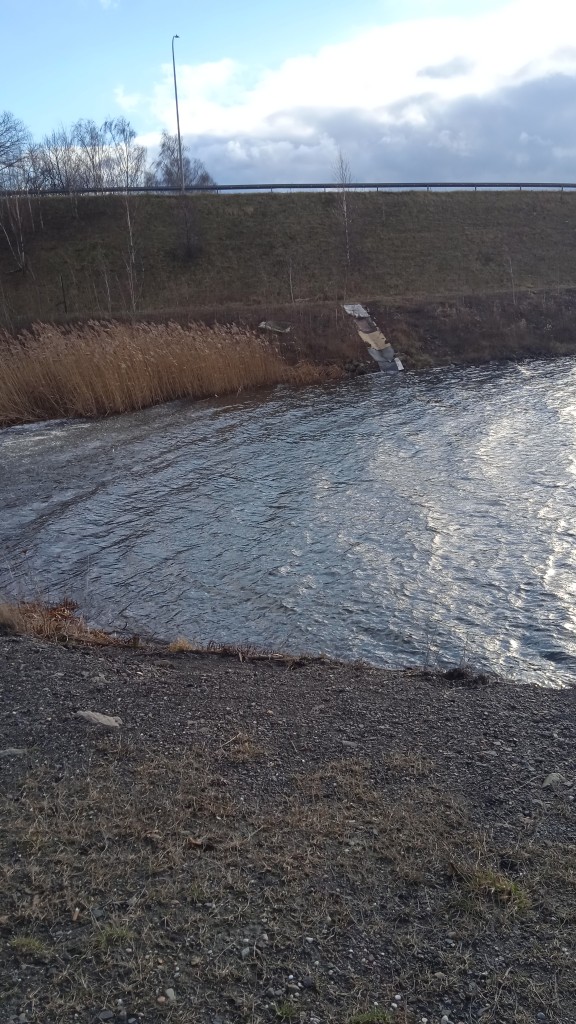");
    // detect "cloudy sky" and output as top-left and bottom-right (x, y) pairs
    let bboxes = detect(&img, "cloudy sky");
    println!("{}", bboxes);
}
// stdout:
(3, 0), (576, 183)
